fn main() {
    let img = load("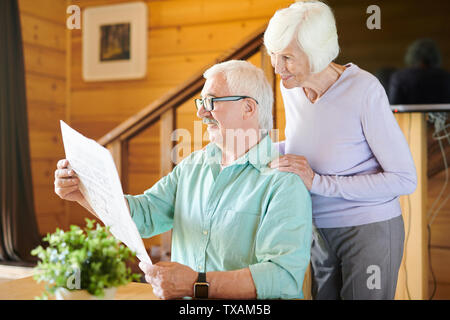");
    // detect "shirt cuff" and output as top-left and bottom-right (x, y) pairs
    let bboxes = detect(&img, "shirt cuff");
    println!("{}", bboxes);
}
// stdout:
(124, 194), (136, 218)
(248, 262), (281, 299)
